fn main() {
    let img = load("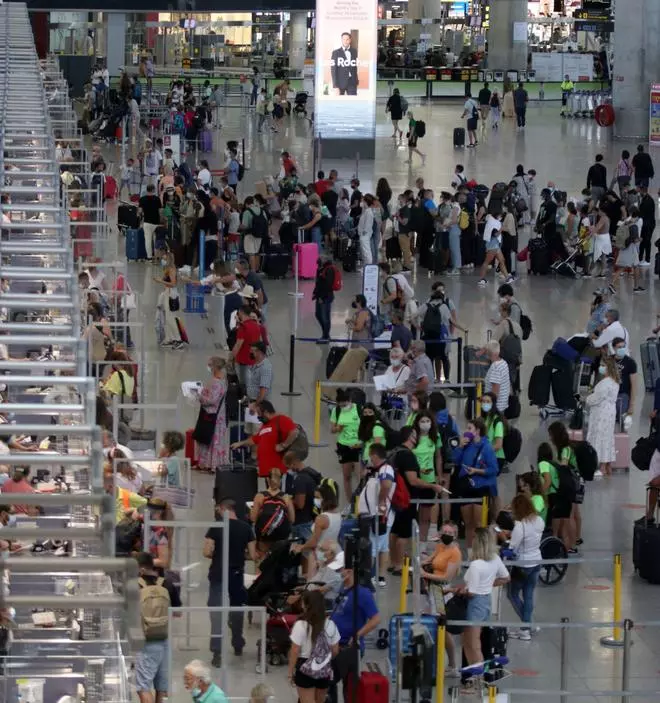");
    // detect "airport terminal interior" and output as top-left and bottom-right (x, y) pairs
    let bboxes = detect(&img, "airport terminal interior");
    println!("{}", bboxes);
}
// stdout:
(3, 0), (660, 702)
